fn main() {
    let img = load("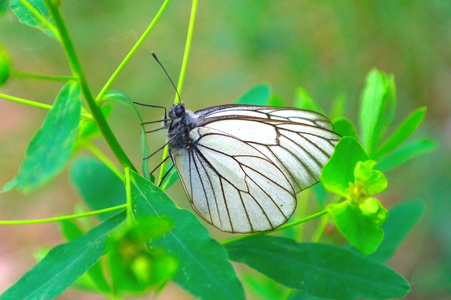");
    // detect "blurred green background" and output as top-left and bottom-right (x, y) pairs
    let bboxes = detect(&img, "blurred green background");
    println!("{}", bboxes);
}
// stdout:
(0, 0), (450, 299)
